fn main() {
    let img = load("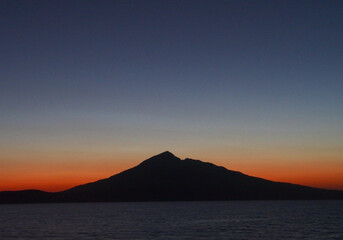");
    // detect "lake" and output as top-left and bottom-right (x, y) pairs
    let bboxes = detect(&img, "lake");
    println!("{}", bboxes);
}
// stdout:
(0, 201), (342, 239)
